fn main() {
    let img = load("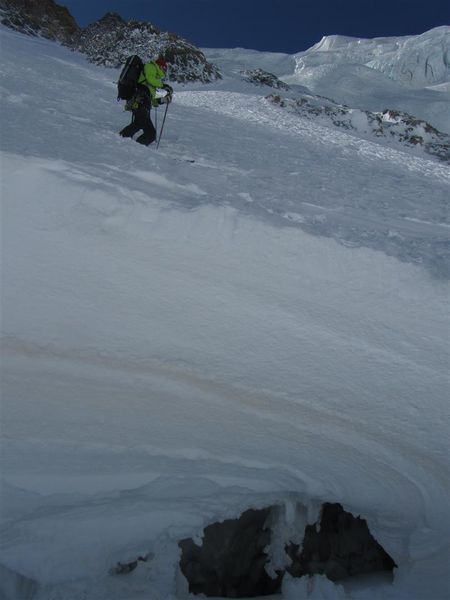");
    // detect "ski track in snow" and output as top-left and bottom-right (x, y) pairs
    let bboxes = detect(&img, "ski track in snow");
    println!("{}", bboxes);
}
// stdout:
(1, 26), (449, 600)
